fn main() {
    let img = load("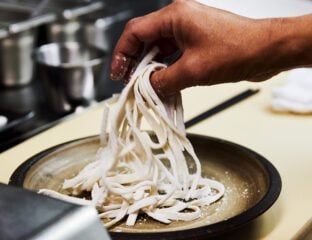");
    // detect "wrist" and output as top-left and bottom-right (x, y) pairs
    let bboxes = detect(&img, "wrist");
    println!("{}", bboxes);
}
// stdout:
(261, 16), (312, 70)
